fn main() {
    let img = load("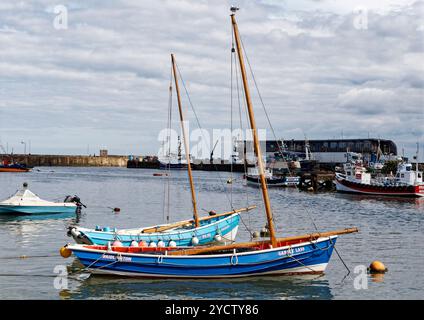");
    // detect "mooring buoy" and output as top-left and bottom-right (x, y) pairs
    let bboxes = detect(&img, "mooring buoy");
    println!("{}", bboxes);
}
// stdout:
(60, 246), (72, 258)
(368, 260), (387, 273)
